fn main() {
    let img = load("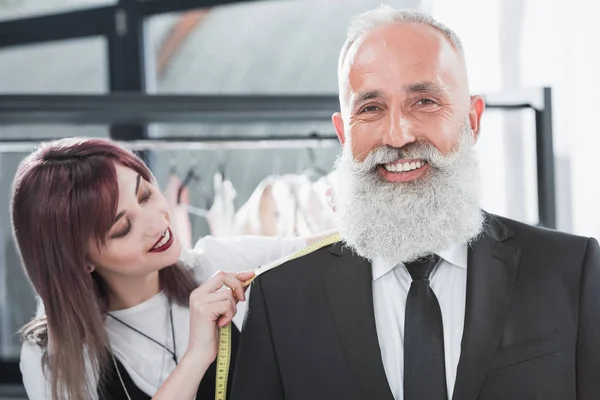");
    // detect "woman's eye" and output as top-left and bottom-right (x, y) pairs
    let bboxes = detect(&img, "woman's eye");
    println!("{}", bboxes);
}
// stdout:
(112, 221), (131, 239)
(140, 189), (152, 203)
